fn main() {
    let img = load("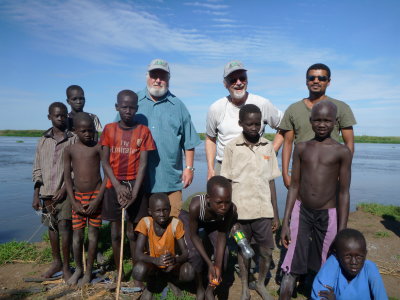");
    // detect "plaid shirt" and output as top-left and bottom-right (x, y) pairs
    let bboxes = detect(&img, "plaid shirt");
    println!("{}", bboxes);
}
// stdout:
(32, 128), (76, 197)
